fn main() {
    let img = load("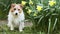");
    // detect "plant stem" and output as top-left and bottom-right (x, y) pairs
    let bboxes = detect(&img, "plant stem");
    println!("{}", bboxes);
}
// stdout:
(52, 18), (57, 31)
(48, 18), (51, 34)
